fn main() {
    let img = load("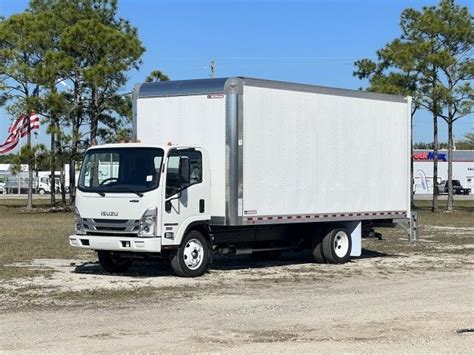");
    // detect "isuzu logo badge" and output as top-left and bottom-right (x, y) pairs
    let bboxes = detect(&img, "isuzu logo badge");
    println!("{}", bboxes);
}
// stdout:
(101, 211), (118, 217)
